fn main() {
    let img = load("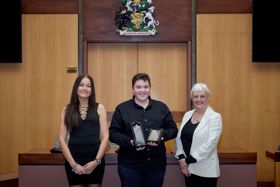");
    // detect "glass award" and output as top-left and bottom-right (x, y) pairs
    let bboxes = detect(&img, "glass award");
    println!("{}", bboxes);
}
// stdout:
(147, 129), (163, 142)
(130, 122), (146, 147)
